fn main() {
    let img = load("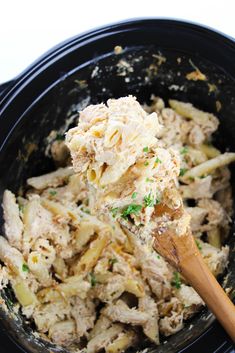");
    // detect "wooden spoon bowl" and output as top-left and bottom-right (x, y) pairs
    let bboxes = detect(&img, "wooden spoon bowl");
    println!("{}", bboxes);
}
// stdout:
(152, 227), (235, 341)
